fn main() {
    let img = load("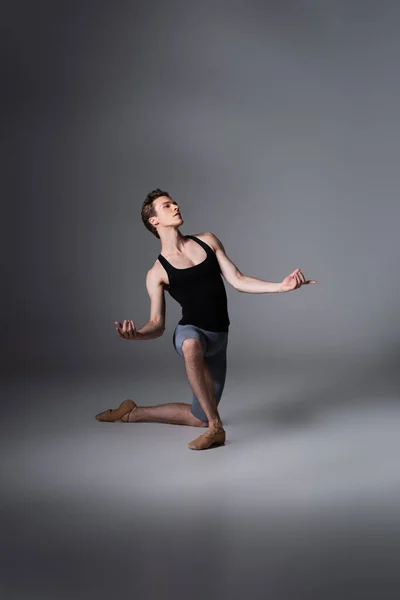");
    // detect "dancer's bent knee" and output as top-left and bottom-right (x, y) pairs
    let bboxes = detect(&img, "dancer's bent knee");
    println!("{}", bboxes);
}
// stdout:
(181, 338), (204, 357)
